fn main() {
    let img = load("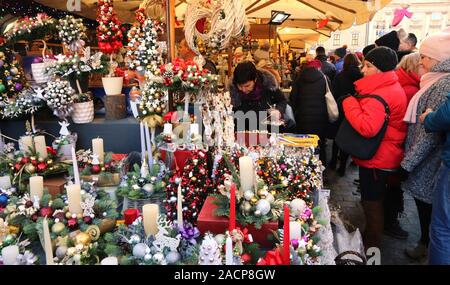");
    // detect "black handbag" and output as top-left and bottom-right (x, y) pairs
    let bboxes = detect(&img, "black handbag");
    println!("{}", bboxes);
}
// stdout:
(335, 94), (390, 160)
